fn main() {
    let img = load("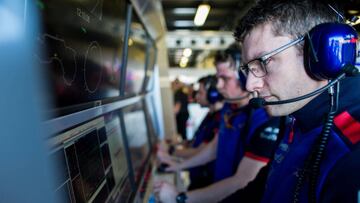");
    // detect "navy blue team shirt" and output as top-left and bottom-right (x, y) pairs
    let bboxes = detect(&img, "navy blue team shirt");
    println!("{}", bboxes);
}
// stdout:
(188, 110), (222, 190)
(214, 103), (280, 182)
(261, 76), (360, 203)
